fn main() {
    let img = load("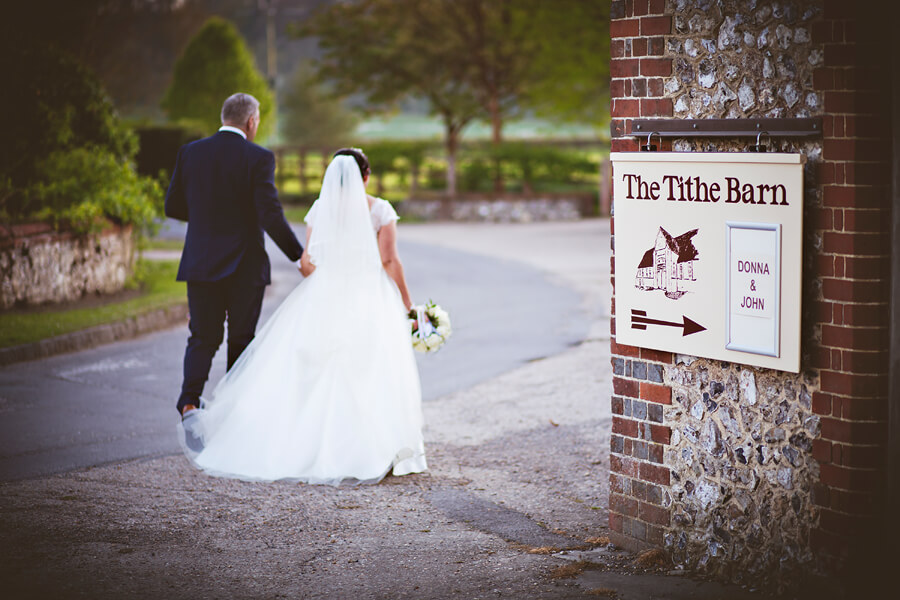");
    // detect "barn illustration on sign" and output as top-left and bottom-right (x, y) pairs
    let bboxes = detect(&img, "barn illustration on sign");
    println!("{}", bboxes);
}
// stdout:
(635, 227), (699, 299)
